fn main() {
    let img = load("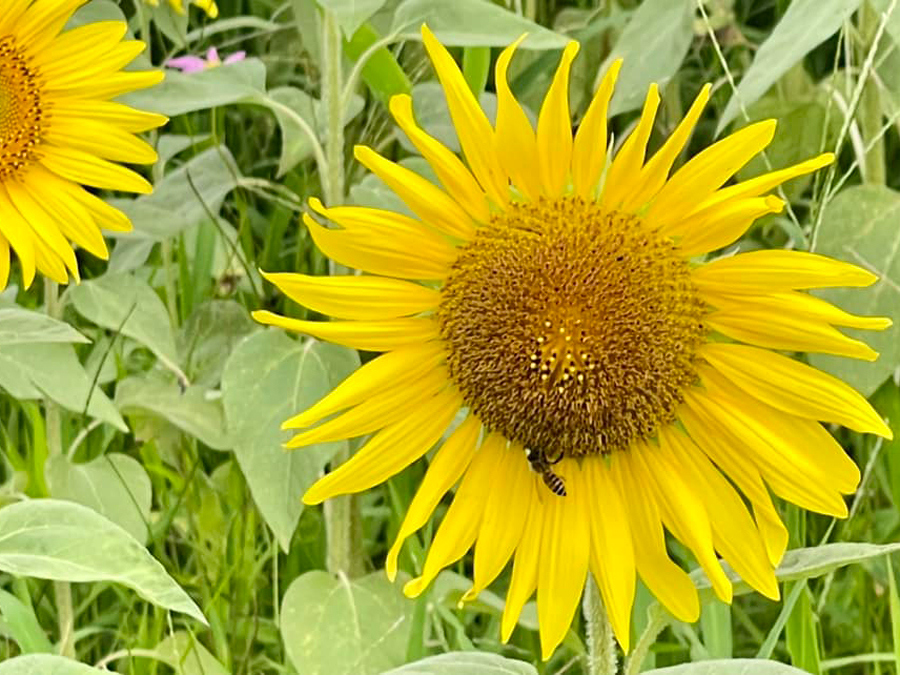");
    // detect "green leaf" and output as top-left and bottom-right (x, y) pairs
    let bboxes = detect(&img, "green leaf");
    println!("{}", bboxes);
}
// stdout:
(68, 274), (180, 378)
(154, 631), (229, 675)
(391, 0), (568, 49)
(222, 331), (358, 550)
(600, 0), (694, 116)
(381, 652), (539, 674)
(0, 590), (53, 654)
(116, 375), (231, 451)
(316, 0), (387, 38)
(280, 570), (412, 674)
(0, 309), (88, 346)
(344, 23), (412, 104)
(785, 581), (821, 674)
(645, 660), (812, 674)
(0, 500), (206, 624)
(887, 556), (900, 673)
(178, 300), (256, 387)
(0, 343), (126, 431)
(68, 0), (126, 26)
(0, 655), (105, 674)
(122, 59), (267, 117)
(691, 542), (900, 597)
(46, 454), (152, 544)
(717, 0), (863, 133)
(808, 184), (900, 396)
(700, 598), (732, 659)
